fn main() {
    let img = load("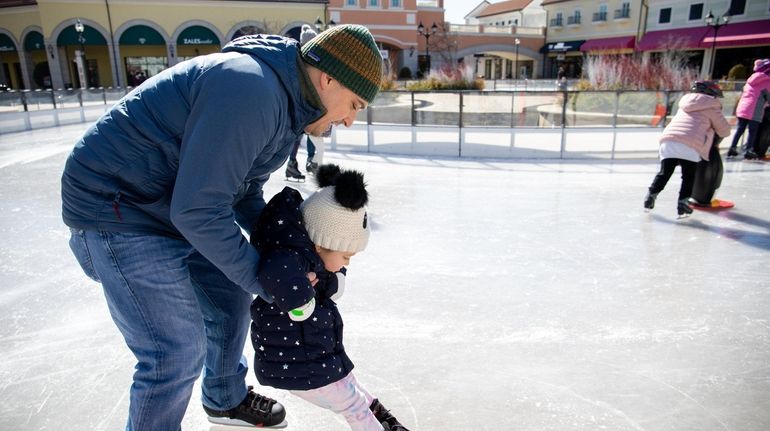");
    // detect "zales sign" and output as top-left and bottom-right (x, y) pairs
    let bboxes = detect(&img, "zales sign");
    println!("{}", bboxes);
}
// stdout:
(183, 38), (213, 45)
